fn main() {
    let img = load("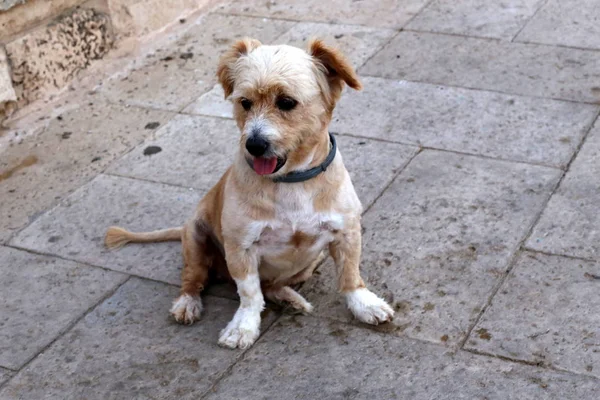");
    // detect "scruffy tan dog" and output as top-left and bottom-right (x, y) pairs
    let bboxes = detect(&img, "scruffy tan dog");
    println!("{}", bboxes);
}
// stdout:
(105, 38), (394, 349)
